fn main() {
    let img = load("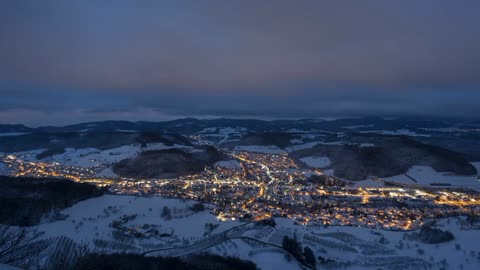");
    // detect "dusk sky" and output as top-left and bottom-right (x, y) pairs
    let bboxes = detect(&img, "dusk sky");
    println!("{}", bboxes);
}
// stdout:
(1, 0), (480, 126)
